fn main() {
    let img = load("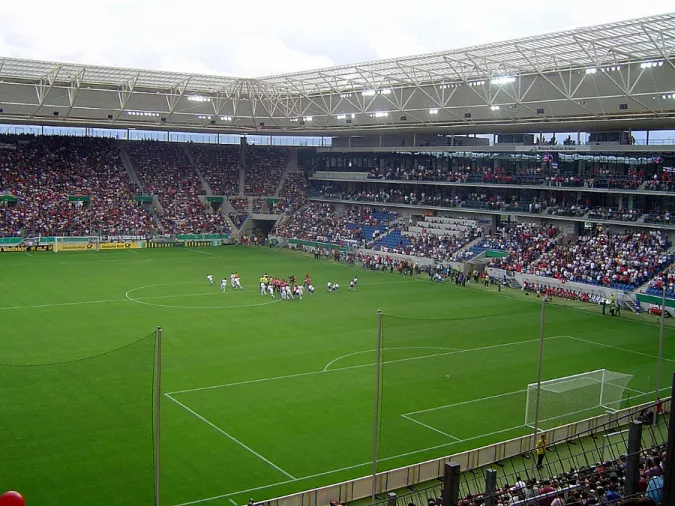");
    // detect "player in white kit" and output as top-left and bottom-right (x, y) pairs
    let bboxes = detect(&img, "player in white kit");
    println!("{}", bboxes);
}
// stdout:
(220, 278), (227, 292)
(307, 284), (315, 295)
(234, 275), (243, 290)
(267, 284), (275, 298)
(206, 274), (214, 285)
(327, 281), (332, 292)
(230, 273), (236, 287)
(295, 285), (304, 300)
